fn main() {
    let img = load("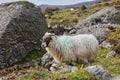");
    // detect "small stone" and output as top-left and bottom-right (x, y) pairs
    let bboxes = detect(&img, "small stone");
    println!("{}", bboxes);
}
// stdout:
(71, 66), (78, 72)
(41, 53), (54, 69)
(111, 75), (120, 80)
(106, 50), (116, 58)
(69, 29), (76, 34)
(87, 65), (112, 80)
(50, 63), (78, 73)
(100, 41), (113, 48)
